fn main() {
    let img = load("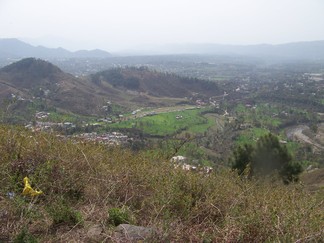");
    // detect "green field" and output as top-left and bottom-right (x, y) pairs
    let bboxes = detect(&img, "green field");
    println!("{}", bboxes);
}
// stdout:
(236, 127), (270, 146)
(235, 103), (282, 128)
(109, 108), (217, 136)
